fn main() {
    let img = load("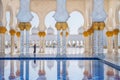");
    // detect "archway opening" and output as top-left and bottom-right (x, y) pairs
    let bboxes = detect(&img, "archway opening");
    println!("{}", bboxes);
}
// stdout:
(67, 11), (84, 35)
(45, 11), (56, 34)
(30, 12), (40, 35)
